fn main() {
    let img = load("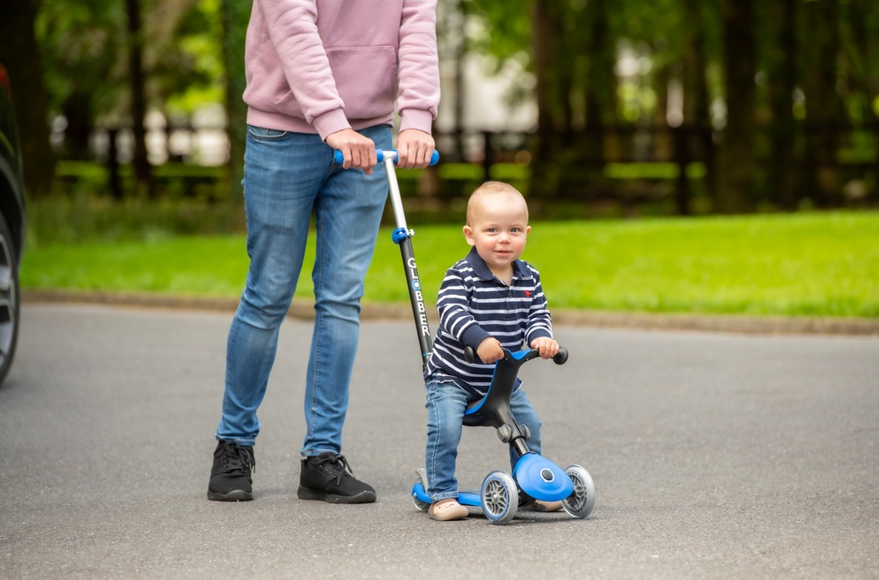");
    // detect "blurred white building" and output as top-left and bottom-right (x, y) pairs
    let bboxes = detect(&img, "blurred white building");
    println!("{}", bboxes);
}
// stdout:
(435, 54), (536, 134)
